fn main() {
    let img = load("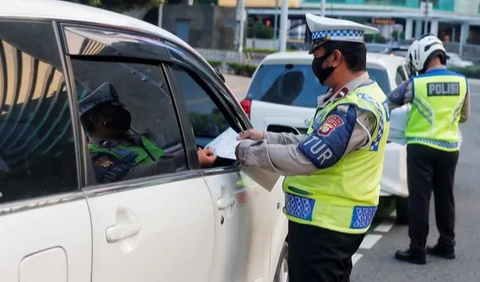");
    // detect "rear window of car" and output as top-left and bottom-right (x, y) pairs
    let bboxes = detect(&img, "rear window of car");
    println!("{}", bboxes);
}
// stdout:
(247, 63), (391, 108)
(367, 68), (391, 93)
(246, 64), (328, 108)
(391, 50), (408, 57)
